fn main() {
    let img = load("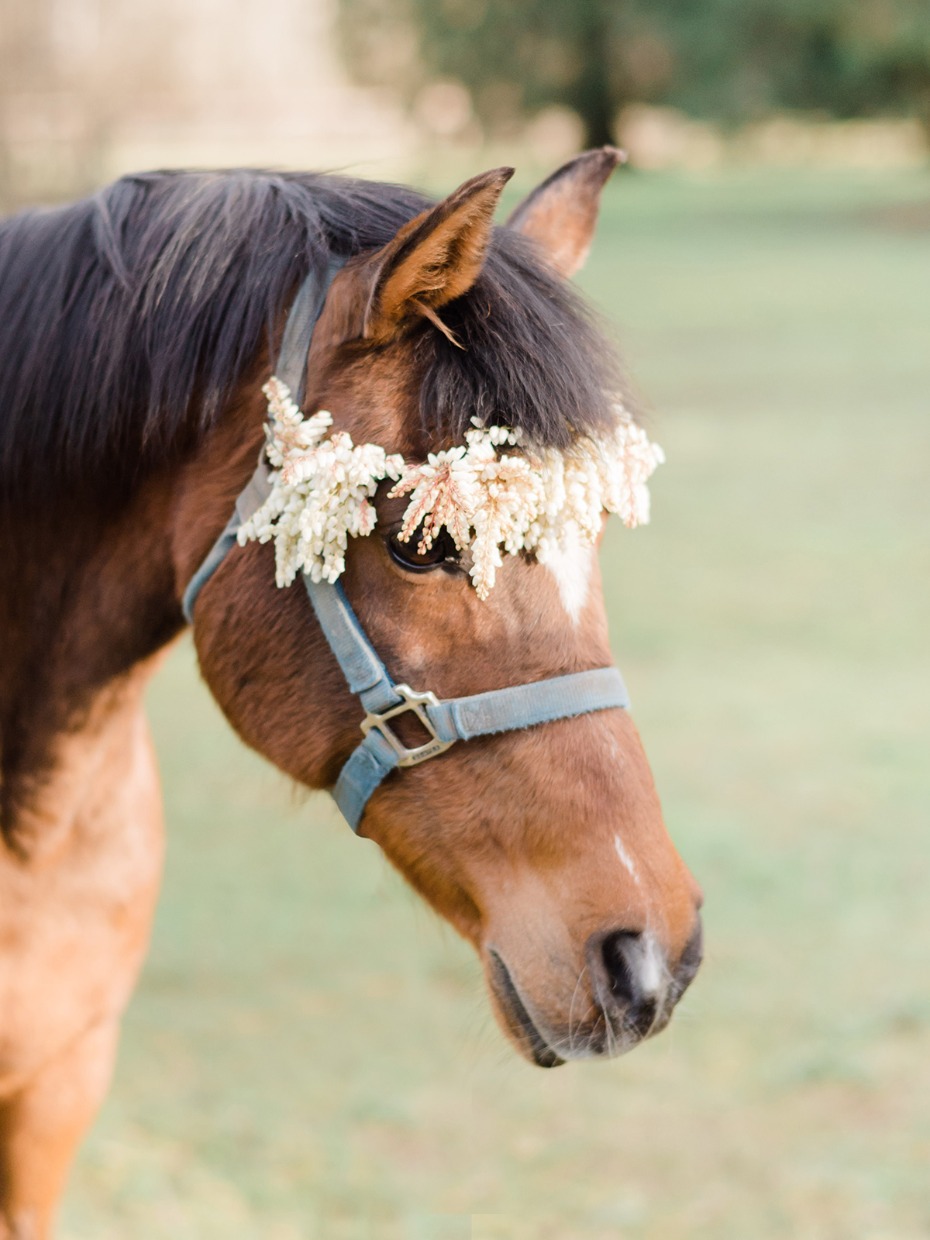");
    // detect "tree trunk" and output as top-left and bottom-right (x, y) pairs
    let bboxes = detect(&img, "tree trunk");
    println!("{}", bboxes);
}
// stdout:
(573, 0), (617, 148)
